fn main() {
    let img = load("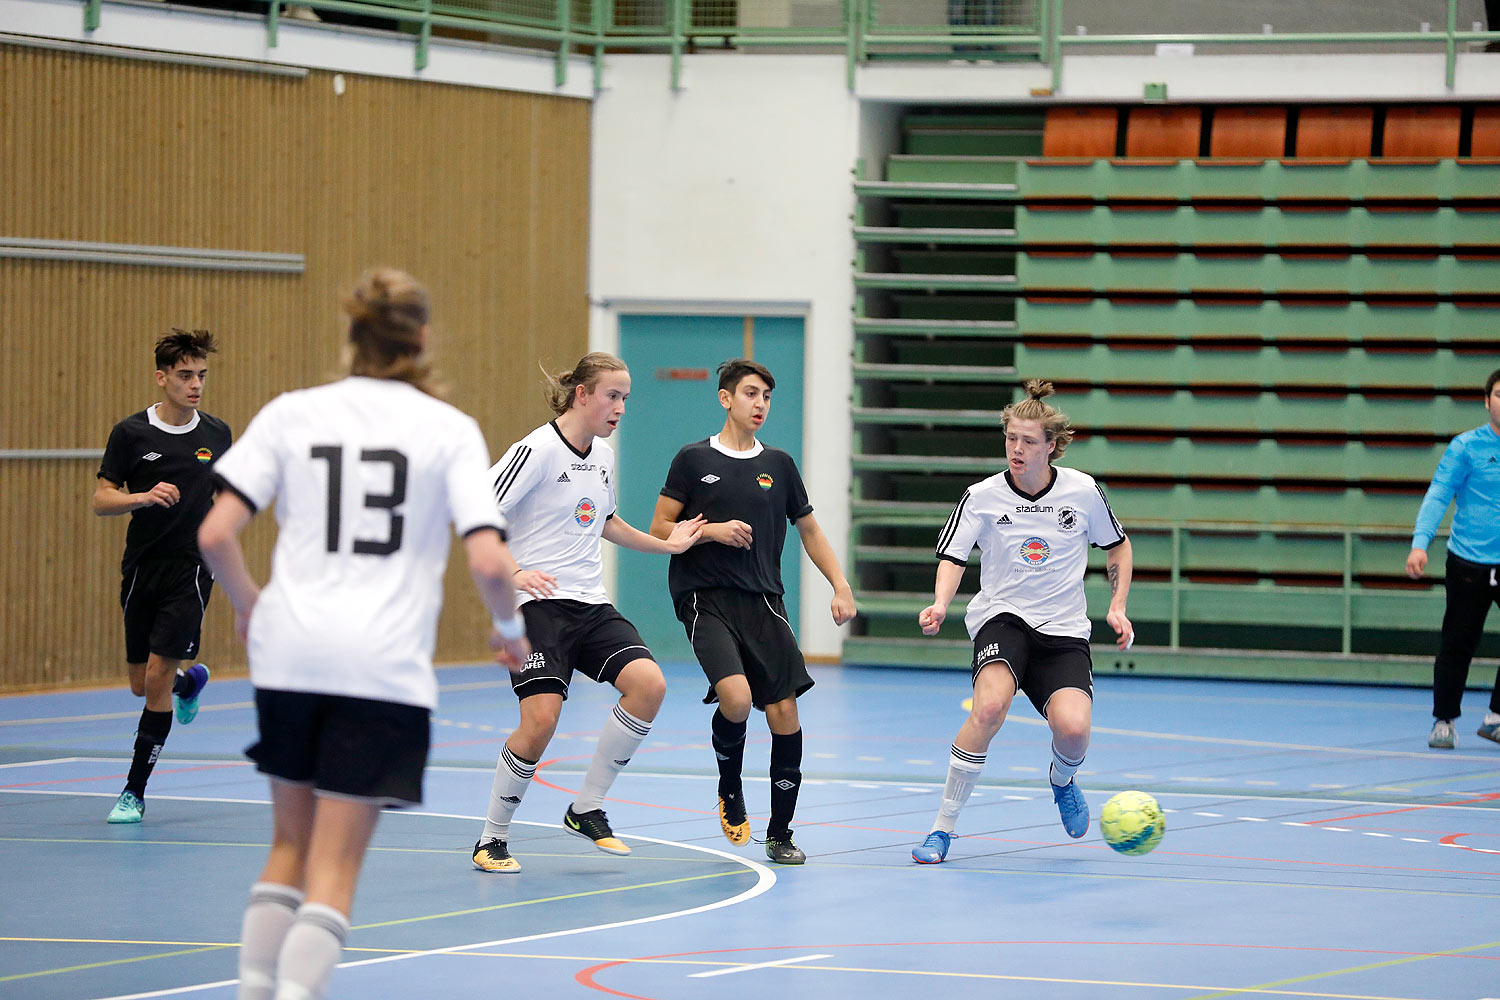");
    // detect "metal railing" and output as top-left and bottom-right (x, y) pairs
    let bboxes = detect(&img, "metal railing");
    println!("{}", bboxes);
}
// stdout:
(73, 0), (1499, 90)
